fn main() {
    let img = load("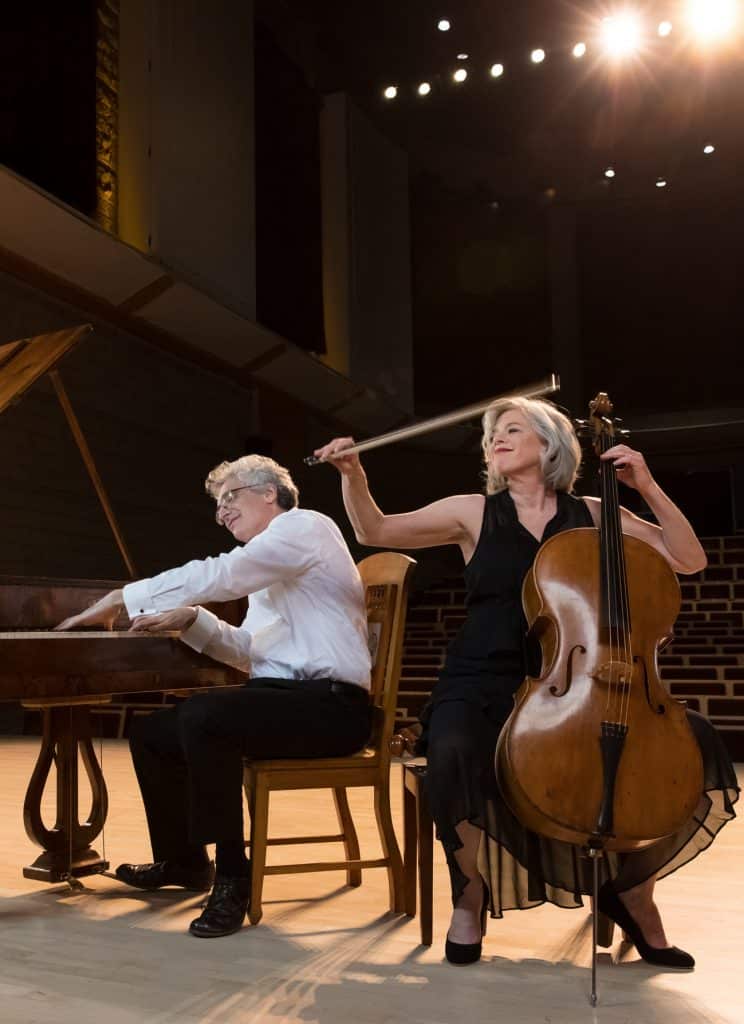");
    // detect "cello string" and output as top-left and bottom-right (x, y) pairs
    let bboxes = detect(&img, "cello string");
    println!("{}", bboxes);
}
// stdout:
(609, 440), (625, 723)
(611, 449), (633, 727)
(599, 433), (613, 718)
(607, 429), (632, 726)
(601, 433), (619, 721)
